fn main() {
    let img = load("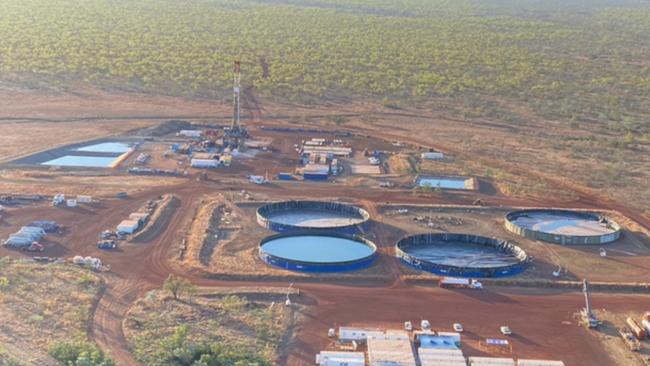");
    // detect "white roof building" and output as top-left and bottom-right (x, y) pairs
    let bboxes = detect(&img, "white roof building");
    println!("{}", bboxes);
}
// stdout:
(316, 351), (365, 366)
(367, 330), (416, 366)
(517, 360), (565, 366)
(338, 327), (378, 342)
(468, 357), (516, 366)
(421, 152), (444, 160)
